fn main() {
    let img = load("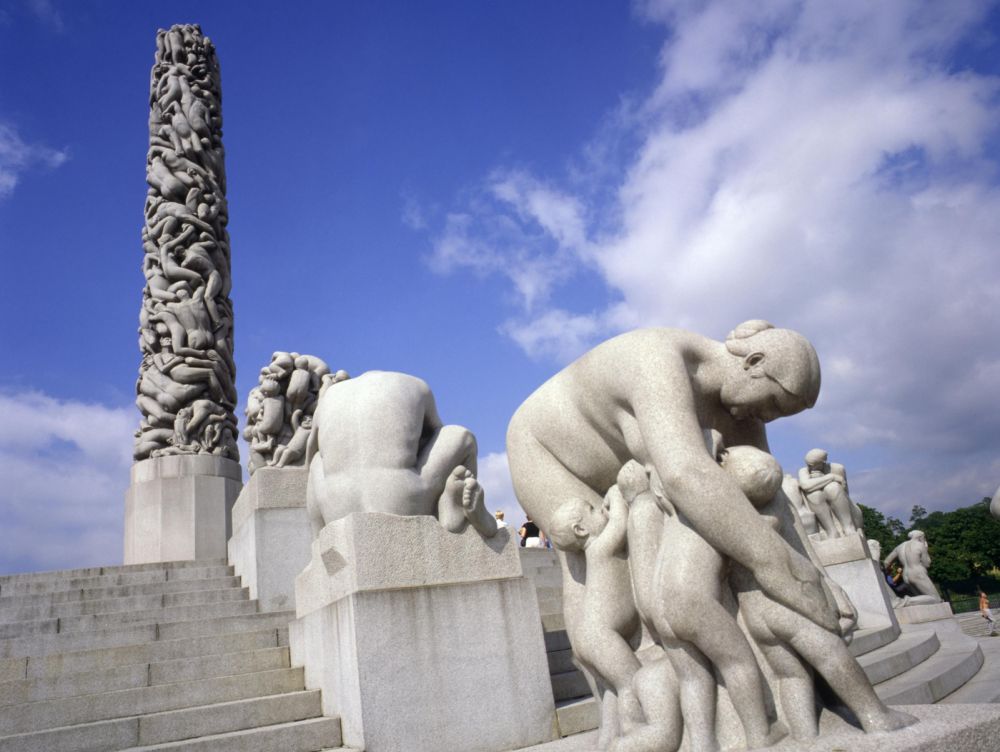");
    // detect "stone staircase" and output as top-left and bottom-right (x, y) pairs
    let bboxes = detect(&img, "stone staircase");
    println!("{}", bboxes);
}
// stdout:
(956, 609), (1000, 638)
(0, 559), (344, 752)
(519, 549), (989, 739)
